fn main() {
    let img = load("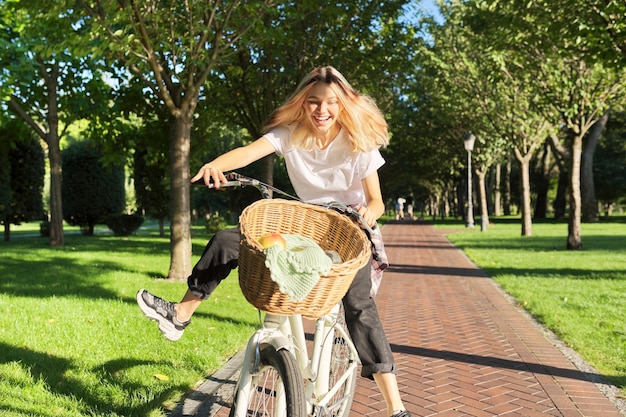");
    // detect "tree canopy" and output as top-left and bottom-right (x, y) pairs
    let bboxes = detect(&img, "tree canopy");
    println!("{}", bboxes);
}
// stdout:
(1, 0), (626, 261)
